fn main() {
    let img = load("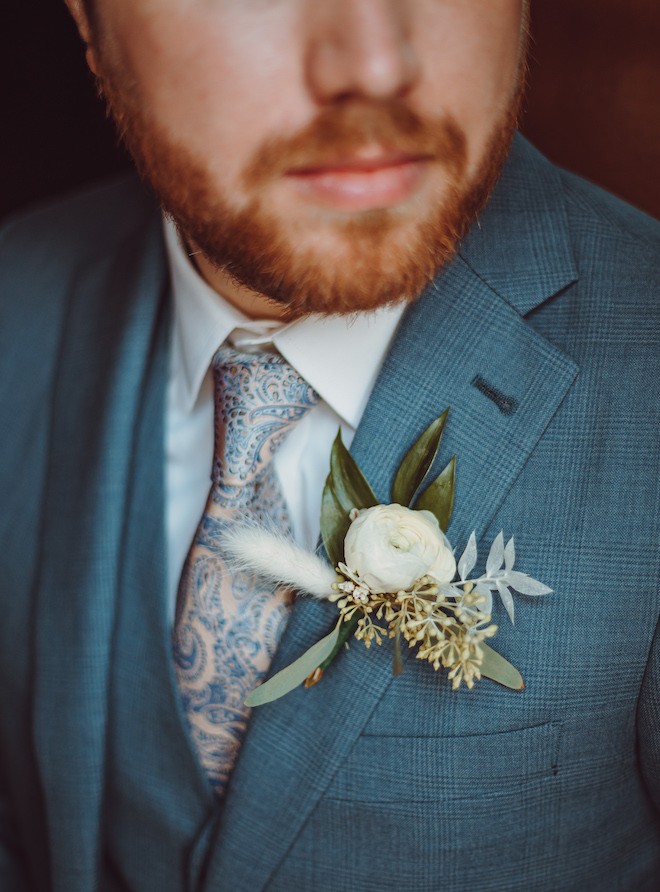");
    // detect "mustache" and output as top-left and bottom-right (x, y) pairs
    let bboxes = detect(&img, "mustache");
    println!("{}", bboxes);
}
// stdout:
(242, 99), (467, 189)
